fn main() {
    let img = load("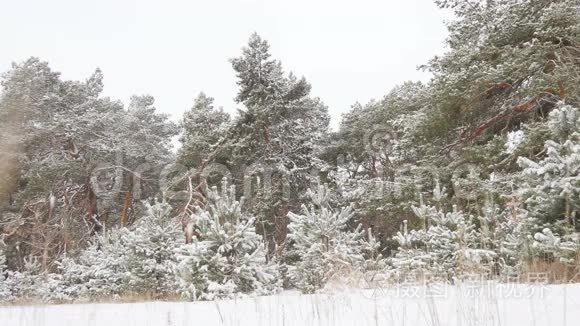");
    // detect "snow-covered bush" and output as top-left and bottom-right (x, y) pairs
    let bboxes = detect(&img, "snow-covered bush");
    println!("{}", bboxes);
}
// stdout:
(175, 179), (281, 301)
(286, 185), (365, 293)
